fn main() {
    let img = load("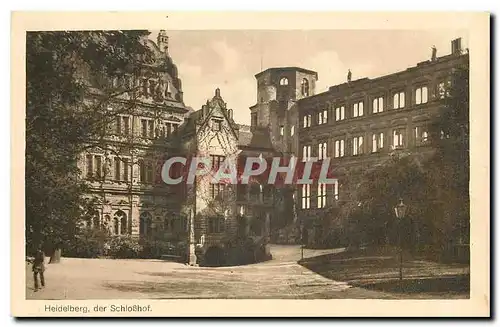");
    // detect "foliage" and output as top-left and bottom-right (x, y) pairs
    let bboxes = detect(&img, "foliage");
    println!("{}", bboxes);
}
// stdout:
(427, 62), (470, 248)
(107, 235), (143, 259)
(64, 228), (110, 258)
(140, 239), (187, 260)
(25, 30), (153, 253)
(338, 61), (470, 261)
